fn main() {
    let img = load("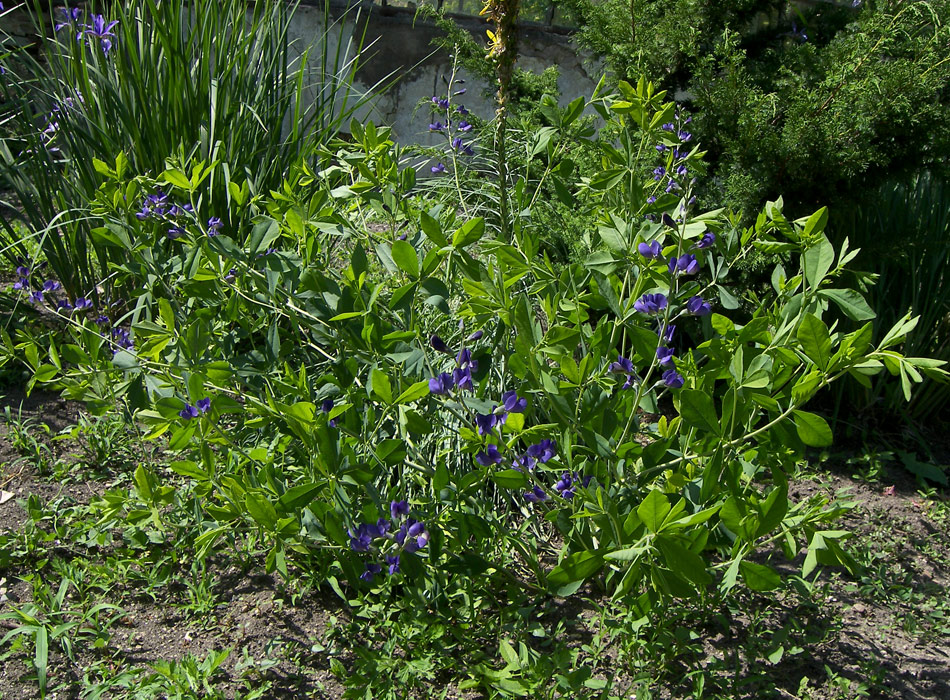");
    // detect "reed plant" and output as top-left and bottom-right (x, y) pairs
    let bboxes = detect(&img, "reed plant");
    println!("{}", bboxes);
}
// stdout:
(0, 0), (371, 299)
